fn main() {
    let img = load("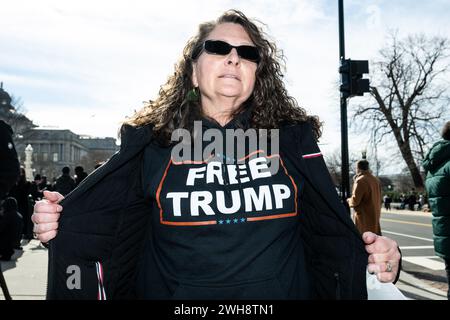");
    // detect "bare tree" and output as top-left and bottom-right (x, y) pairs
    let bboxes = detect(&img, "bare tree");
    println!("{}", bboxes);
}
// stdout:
(0, 94), (36, 135)
(352, 33), (450, 189)
(324, 149), (360, 187)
